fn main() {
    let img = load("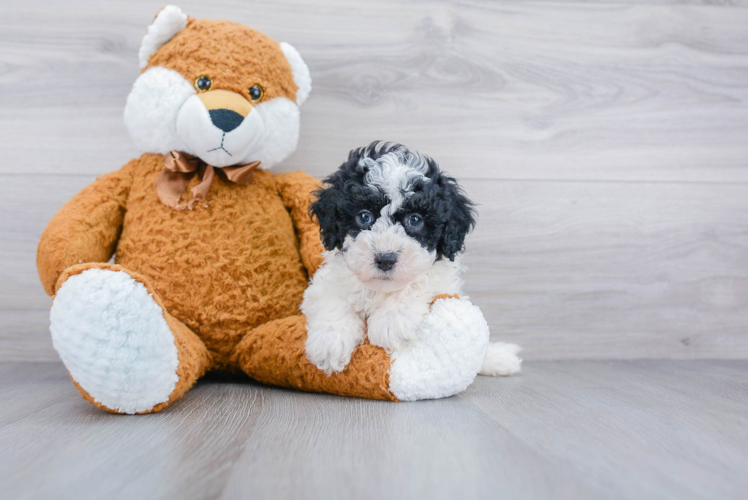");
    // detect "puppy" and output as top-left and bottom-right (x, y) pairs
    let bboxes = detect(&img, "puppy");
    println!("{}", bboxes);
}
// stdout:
(302, 141), (478, 374)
